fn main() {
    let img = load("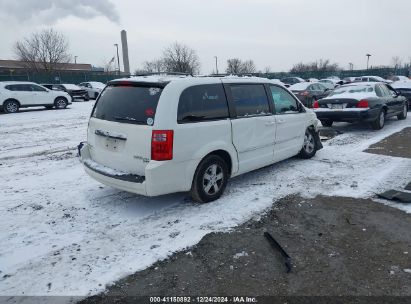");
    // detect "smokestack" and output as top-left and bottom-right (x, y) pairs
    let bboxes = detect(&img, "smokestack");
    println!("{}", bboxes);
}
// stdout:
(121, 30), (130, 75)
